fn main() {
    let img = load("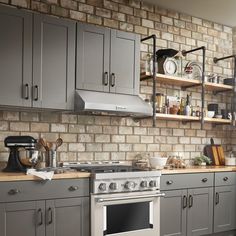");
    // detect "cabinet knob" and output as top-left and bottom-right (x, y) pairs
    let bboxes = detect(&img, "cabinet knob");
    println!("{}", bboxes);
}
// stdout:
(202, 178), (208, 183)
(69, 186), (79, 191)
(166, 180), (173, 185)
(223, 177), (229, 181)
(8, 189), (20, 195)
